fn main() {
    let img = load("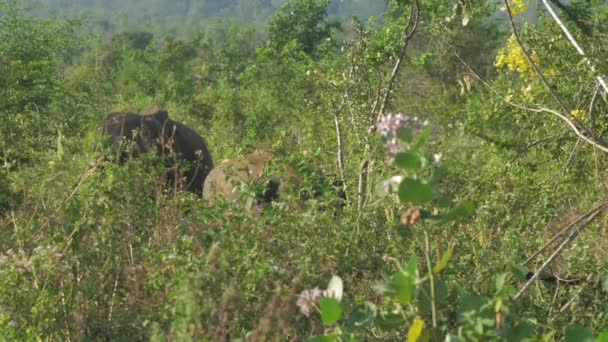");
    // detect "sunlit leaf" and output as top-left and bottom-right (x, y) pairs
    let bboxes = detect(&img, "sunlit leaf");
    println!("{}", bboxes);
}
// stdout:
(495, 273), (507, 293)
(433, 247), (453, 274)
(320, 298), (342, 326)
(407, 318), (426, 342)
(389, 272), (414, 304)
(412, 126), (433, 151)
(398, 178), (433, 204)
(596, 332), (608, 342)
(394, 152), (422, 171)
